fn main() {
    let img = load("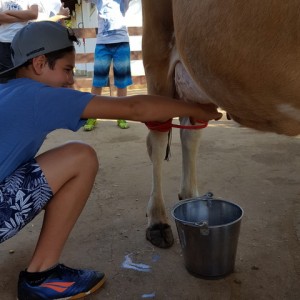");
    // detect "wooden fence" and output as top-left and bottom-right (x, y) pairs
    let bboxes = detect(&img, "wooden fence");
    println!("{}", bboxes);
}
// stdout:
(72, 27), (147, 93)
